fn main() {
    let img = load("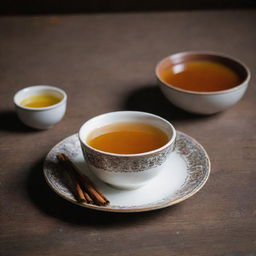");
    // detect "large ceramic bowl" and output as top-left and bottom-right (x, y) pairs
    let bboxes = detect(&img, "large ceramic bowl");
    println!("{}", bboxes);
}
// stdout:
(156, 52), (250, 114)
